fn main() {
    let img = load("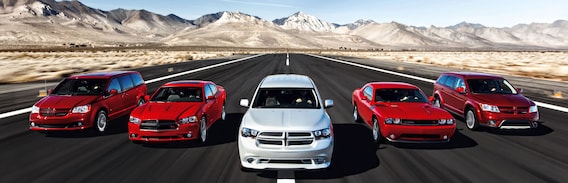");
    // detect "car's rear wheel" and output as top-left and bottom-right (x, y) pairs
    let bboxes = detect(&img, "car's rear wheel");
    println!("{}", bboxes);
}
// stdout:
(199, 115), (207, 143)
(95, 110), (108, 133)
(353, 105), (362, 122)
(221, 104), (226, 121)
(466, 108), (480, 130)
(372, 117), (381, 143)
